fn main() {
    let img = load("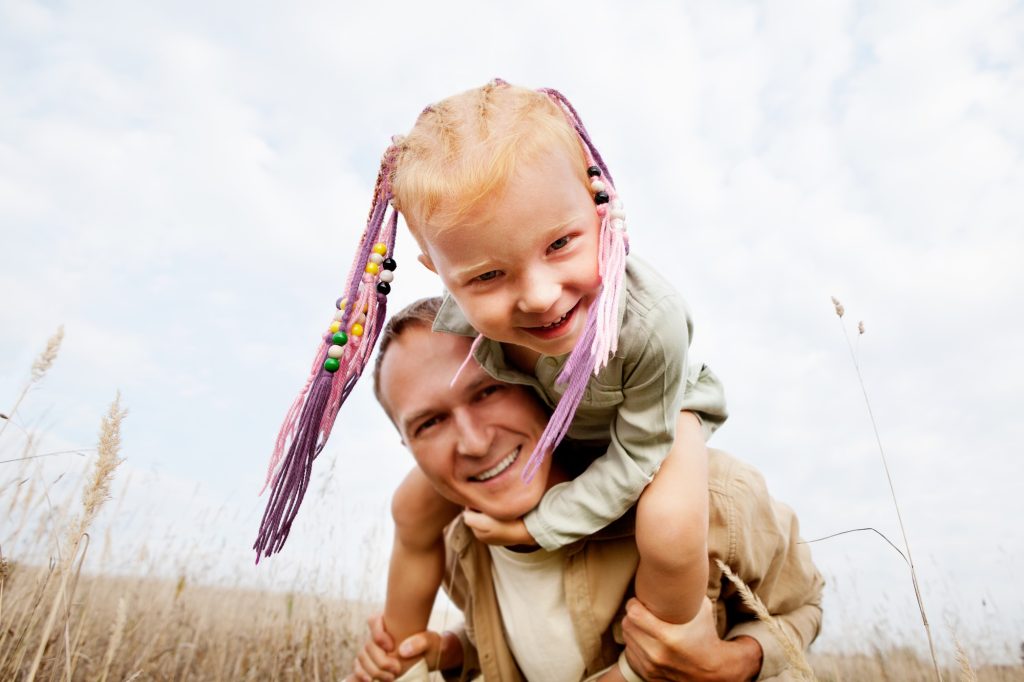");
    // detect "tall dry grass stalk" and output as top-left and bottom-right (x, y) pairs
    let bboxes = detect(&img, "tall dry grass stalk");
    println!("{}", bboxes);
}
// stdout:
(830, 296), (941, 681)
(715, 559), (816, 681)
(98, 596), (128, 682)
(951, 627), (979, 682)
(24, 393), (126, 682)
(0, 326), (64, 440)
